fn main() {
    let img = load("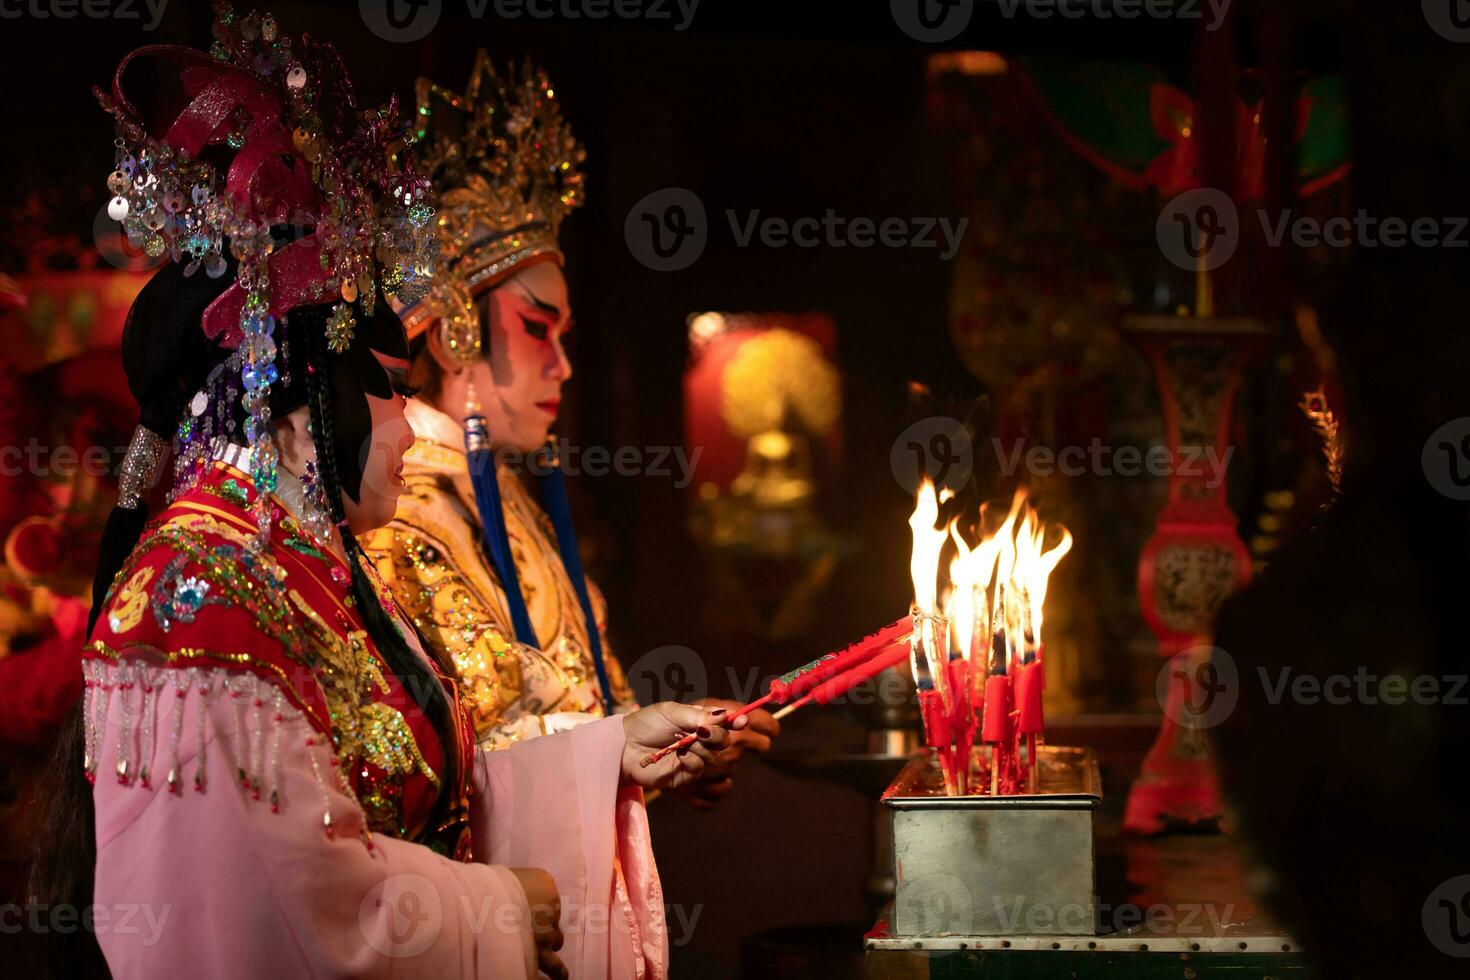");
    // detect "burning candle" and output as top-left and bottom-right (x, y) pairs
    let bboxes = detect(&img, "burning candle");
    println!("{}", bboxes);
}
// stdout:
(901, 481), (1072, 797)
